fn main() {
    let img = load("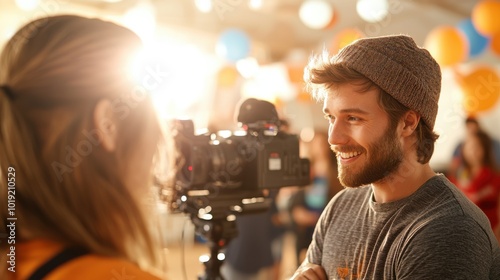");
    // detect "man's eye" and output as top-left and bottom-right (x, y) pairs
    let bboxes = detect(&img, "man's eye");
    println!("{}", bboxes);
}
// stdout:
(324, 115), (334, 121)
(348, 116), (360, 121)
